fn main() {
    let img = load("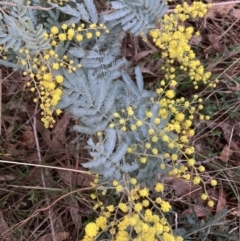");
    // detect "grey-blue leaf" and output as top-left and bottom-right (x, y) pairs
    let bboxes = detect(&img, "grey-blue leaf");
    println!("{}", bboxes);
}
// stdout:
(51, 3), (80, 17)
(73, 125), (95, 135)
(0, 35), (11, 45)
(122, 19), (137, 31)
(135, 66), (144, 92)
(111, 1), (125, 9)
(90, 151), (101, 158)
(121, 162), (139, 172)
(111, 142), (128, 163)
(104, 128), (116, 158)
(87, 138), (95, 148)
(84, 0), (98, 22)
(82, 157), (106, 168)
(104, 9), (131, 21)
(76, 3), (90, 21)
(122, 71), (140, 97)
(0, 59), (18, 68)
(68, 47), (85, 58)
